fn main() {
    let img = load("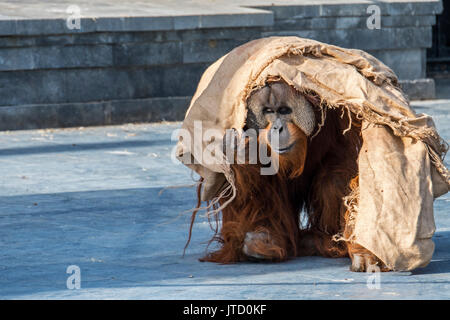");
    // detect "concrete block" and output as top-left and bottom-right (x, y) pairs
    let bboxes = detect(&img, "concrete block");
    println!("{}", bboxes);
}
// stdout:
(384, 1), (443, 16)
(62, 68), (161, 103)
(183, 39), (248, 63)
(107, 96), (190, 124)
(0, 70), (66, 106)
(174, 12), (273, 30)
(0, 31), (182, 49)
(381, 15), (436, 28)
(262, 26), (433, 50)
(254, 5), (319, 20)
(198, 13), (274, 29)
(274, 15), (436, 31)
(13, 18), (97, 36)
(161, 63), (209, 97)
(181, 27), (261, 41)
(94, 16), (174, 32)
(174, 15), (202, 31)
(60, 66), (205, 104)
(113, 42), (182, 67)
(368, 49), (426, 80)
(399, 78), (436, 100)
(114, 31), (182, 44)
(0, 20), (15, 36)
(0, 63), (209, 107)
(257, 1), (443, 19)
(0, 45), (113, 71)
(0, 105), (59, 130)
(0, 97), (191, 130)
